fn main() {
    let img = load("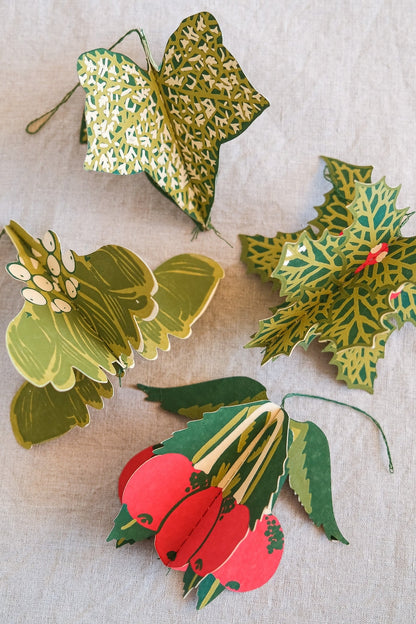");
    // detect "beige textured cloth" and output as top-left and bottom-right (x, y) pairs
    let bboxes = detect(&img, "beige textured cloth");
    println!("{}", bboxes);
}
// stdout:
(0, 1), (415, 622)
